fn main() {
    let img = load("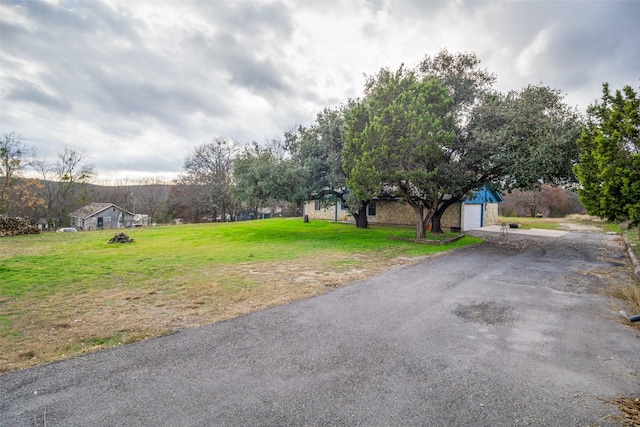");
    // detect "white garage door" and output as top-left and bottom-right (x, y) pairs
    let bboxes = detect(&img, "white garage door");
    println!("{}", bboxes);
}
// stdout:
(464, 204), (483, 230)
